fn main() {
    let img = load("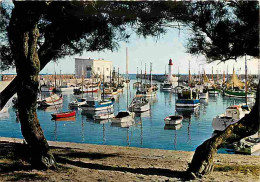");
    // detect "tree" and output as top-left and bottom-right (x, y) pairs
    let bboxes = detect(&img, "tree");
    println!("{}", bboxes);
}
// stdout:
(0, 1), (259, 176)
(0, 1), (187, 168)
(181, 1), (259, 178)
